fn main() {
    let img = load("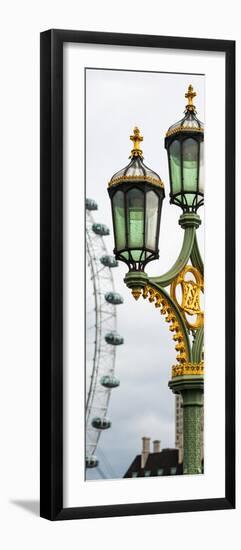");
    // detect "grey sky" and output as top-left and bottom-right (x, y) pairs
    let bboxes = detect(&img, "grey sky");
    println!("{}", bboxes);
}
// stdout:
(85, 68), (204, 479)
